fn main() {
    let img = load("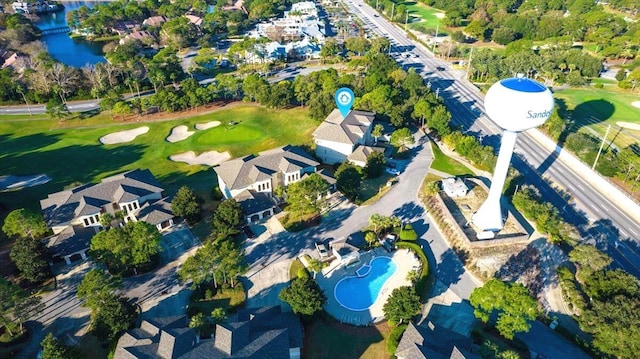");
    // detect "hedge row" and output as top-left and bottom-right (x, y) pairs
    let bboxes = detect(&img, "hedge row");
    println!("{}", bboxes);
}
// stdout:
(396, 241), (429, 299)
